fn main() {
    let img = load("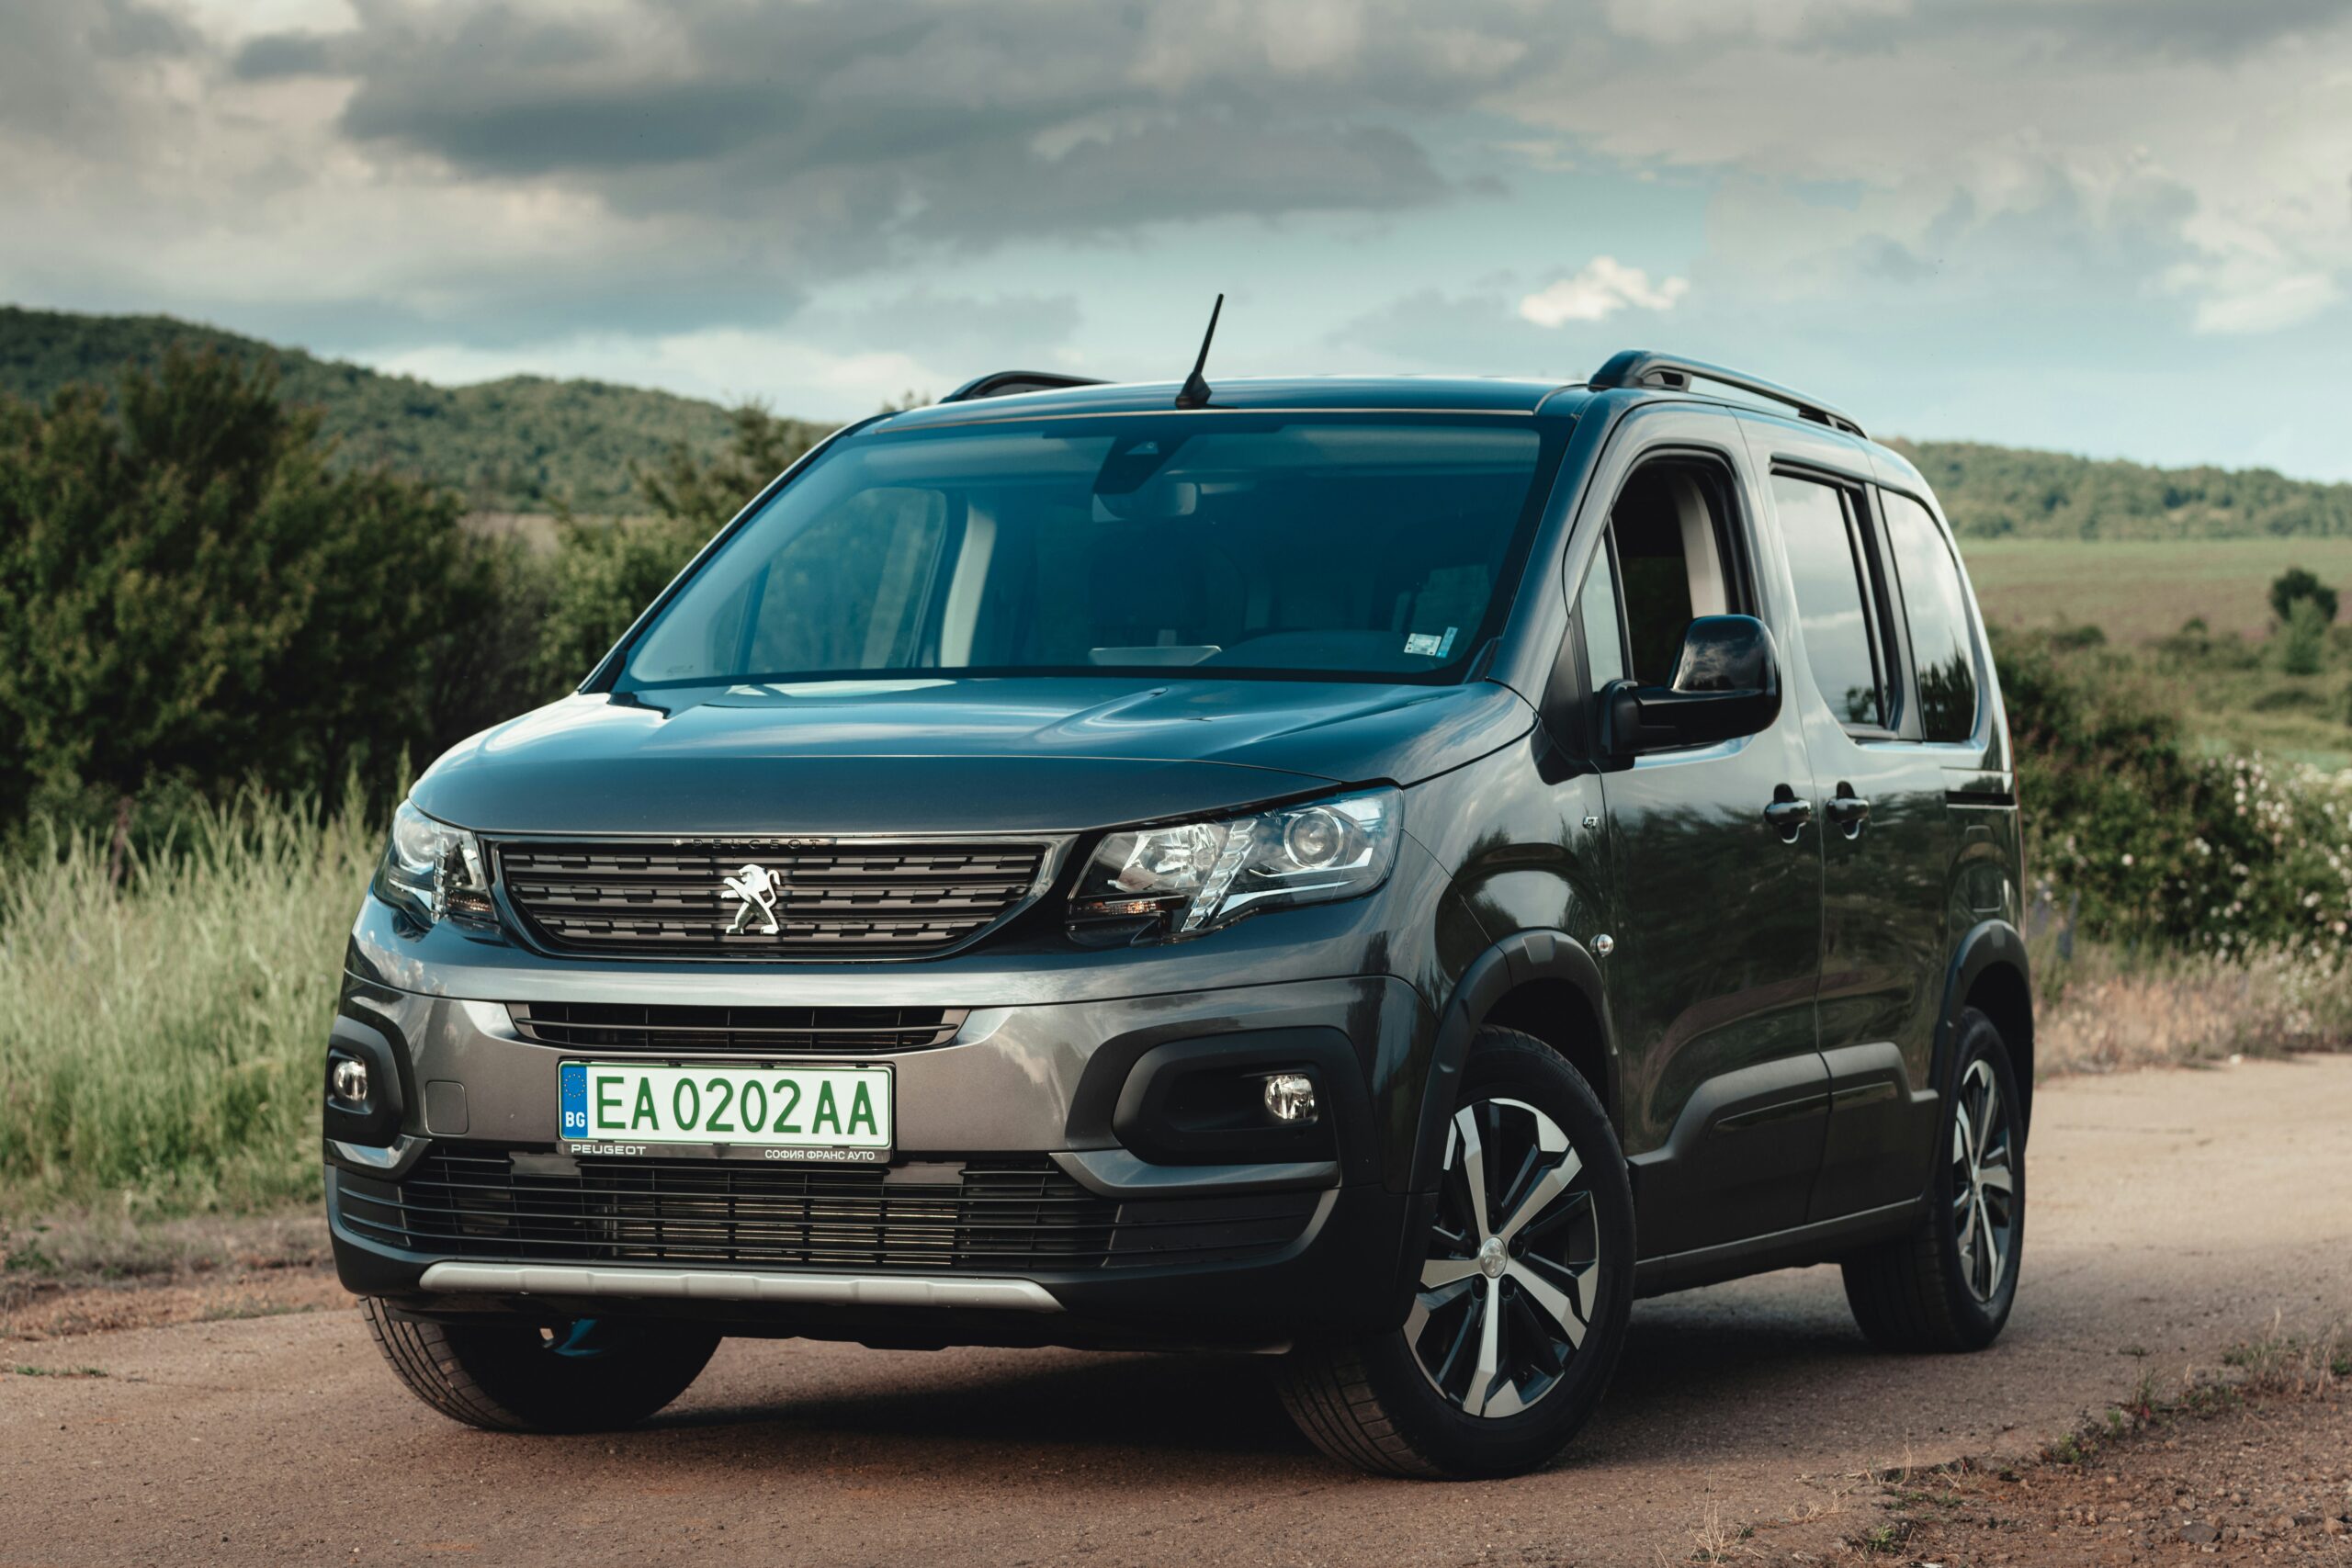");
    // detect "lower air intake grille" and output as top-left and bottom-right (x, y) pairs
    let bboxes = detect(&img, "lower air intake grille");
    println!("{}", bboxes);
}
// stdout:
(340, 1151), (1317, 1274)
(494, 839), (1051, 957)
(508, 1002), (966, 1055)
